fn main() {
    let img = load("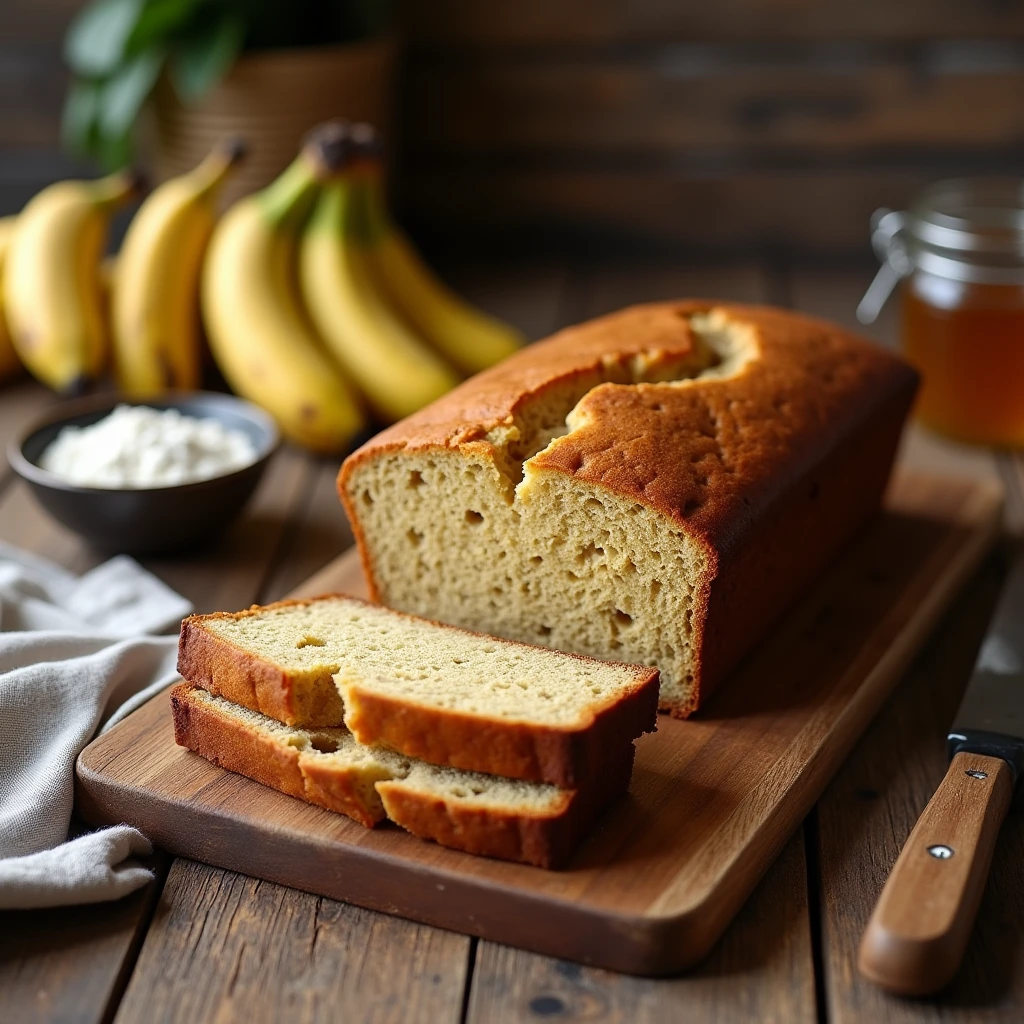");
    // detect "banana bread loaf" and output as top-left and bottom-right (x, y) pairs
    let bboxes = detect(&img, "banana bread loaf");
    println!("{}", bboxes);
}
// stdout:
(338, 301), (918, 717)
